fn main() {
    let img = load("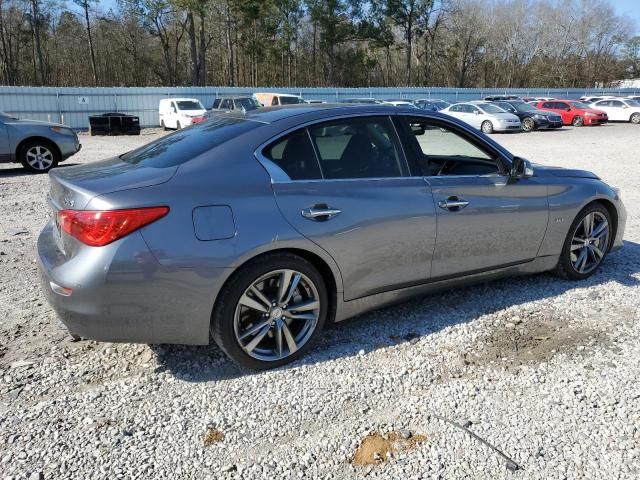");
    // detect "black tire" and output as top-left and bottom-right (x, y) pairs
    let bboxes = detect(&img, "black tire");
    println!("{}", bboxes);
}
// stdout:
(176, 121), (181, 130)
(521, 117), (535, 132)
(630, 113), (640, 124)
(161, 120), (167, 131)
(211, 252), (329, 370)
(18, 139), (60, 173)
(481, 120), (494, 134)
(555, 203), (612, 280)
(572, 116), (584, 127)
